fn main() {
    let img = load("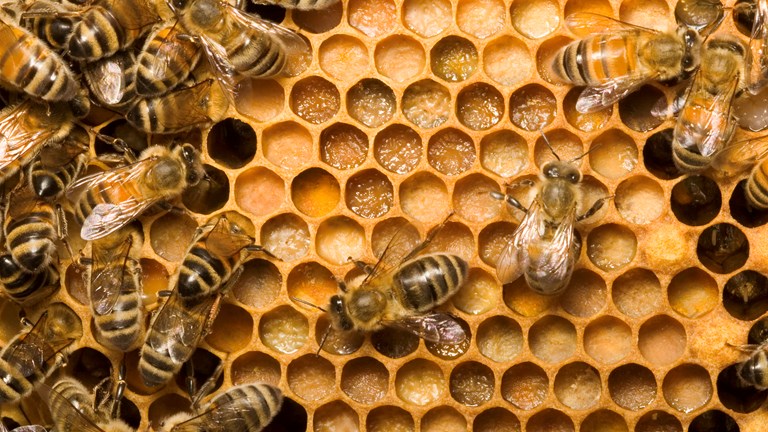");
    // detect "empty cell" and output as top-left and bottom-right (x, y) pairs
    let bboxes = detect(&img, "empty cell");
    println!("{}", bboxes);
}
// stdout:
(564, 87), (613, 132)
(293, 1), (341, 33)
(181, 165), (229, 214)
(371, 217), (420, 259)
(478, 221), (516, 268)
(619, 85), (665, 132)
(366, 406), (414, 432)
(749, 316), (768, 344)
(234, 79), (284, 123)
(232, 259), (280, 309)
(452, 268), (499, 315)
(730, 180), (768, 228)
(449, 361), (494, 406)
(205, 303), (252, 353)
(68, 348), (111, 388)
(315, 216), (365, 266)
(476, 316), (524, 362)
(529, 315), (577, 364)
(291, 168), (340, 217)
(431, 36), (478, 82)
(526, 409), (574, 432)
(587, 224), (637, 271)
(374, 35), (425, 82)
(287, 354), (335, 401)
(480, 130), (528, 178)
(149, 211), (197, 262)
(260, 213), (310, 262)
(619, 0), (670, 30)
(341, 357), (388, 404)
(536, 36), (574, 83)
(554, 362), (601, 410)
(315, 316), (365, 355)
(345, 169), (394, 219)
(402, 79), (451, 129)
(474, 408), (520, 432)
(65, 262), (88, 306)
(668, 267), (718, 319)
(688, 410), (740, 432)
(395, 359), (444, 405)
(262, 121), (313, 170)
(347, 79), (396, 128)
(716, 363), (768, 414)
(510, 84), (557, 131)
(400, 172), (450, 223)
(287, 262), (338, 311)
(615, 176), (665, 224)
(510, 0), (561, 38)
(402, 0), (451, 37)
(235, 167), (284, 217)
(422, 221), (476, 262)
(612, 268), (662, 318)
(313, 401), (358, 432)
(580, 410), (628, 432)
(696, 223), (749, 274)
(483, 35), (532, 86)
(589, 129), (638, 178)
(231, 351), (281, 386)
(206, 118), (256, 169)
(290, 76), (340, 124)
(636, 411), (683, 432)
(565, 0), (613, 18)
(503, 277), (559, 317)
(671, 175), (722, 226)
(374, 124), (423, 175)
(456, 83), (504, 130)
(372, 327), (419, 358)
(428, 128), (476, 175)
(425, 317), (471, 360)
(320, 122), (369, 170)
(559, 269), (607, 318)
(724, 270), (768, 320)
(258, 305), (308, 354)
(319, 35), (369, 82)
(608, 364), (657, 410)
(148, 394), (189, 430)
(118, 398), (141, 430)
(421, 406), (466, 432)
(584, 316), (632, 365)
(348, 0), (395, 37)
(452, 174), (501, 223)
(457, 0), (505, 38)
(638, 315), (687, 365)
(662, 364), (712, 413)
